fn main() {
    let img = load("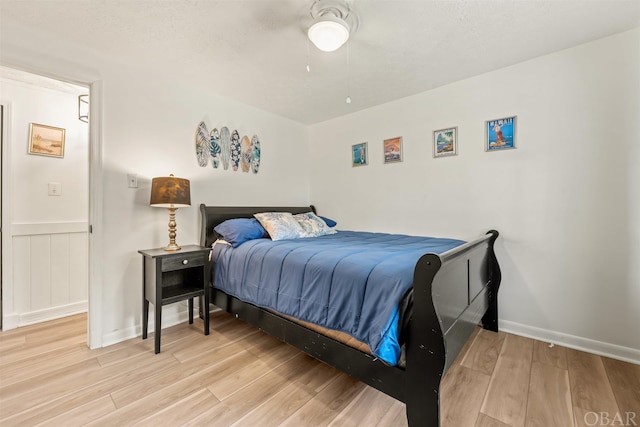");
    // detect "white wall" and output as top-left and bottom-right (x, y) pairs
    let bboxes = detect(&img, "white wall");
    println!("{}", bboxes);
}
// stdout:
(98, 70), (310, 343)
(309, 29), (640, 361)
(1, 21), (310, 344)
(1, 72), (89, 327)
(1, 72), (89, 223)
